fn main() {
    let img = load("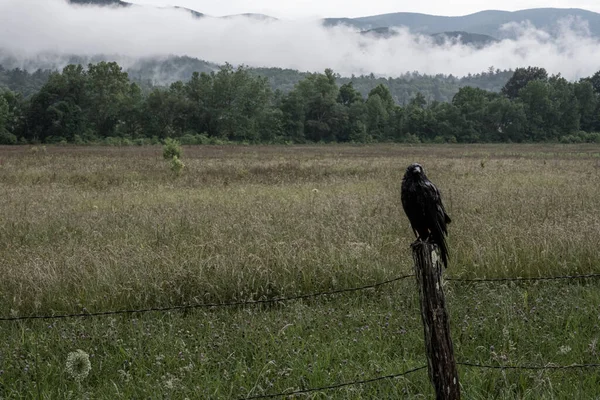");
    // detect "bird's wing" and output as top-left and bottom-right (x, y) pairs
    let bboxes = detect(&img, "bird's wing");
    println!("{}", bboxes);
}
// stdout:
(422, 181), (449, 233)
(421, 180), (450, 267)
